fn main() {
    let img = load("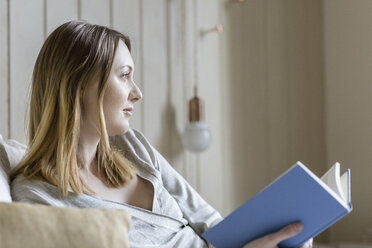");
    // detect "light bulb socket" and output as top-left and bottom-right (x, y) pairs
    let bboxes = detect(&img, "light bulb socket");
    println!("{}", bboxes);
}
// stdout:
(189, 96), (204, 122)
